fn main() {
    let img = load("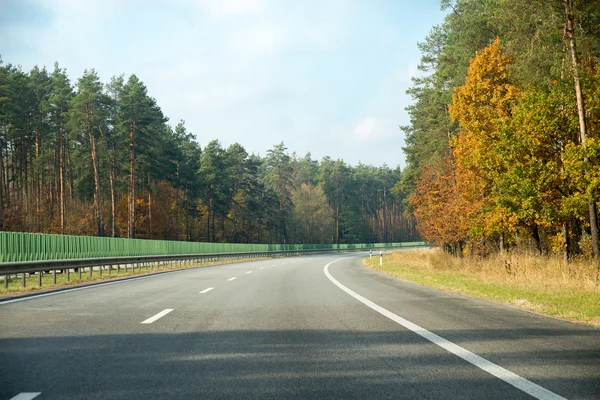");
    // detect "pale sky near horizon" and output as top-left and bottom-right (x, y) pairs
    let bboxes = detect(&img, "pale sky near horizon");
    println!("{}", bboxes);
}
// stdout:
(1, 0), (447, 169)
